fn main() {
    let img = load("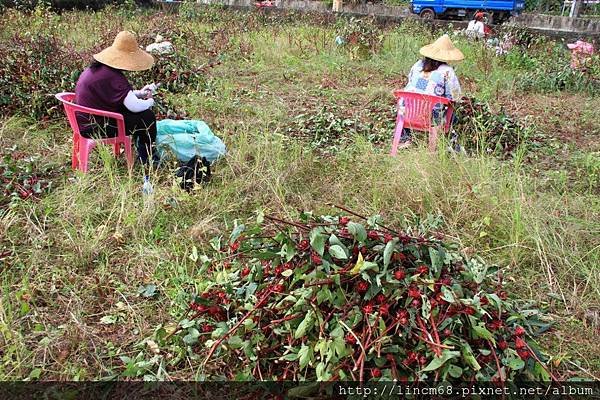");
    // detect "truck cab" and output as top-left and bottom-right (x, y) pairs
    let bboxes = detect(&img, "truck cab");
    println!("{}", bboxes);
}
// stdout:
(410, 0), (525, 23)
